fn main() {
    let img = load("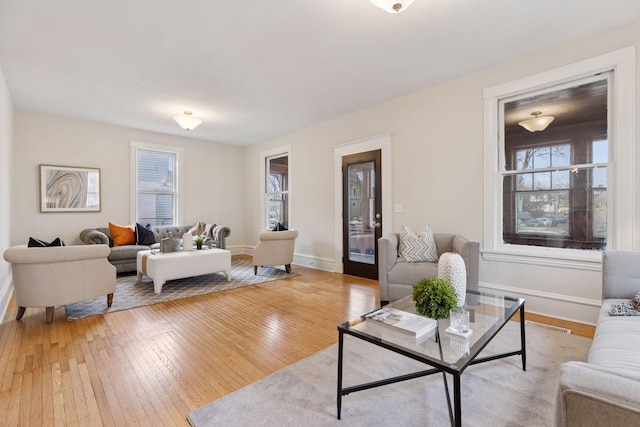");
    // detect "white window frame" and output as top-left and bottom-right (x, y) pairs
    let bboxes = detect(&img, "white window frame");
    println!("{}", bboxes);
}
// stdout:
(261, 145), (291, 230)
(483, 47), (636, 270)
(130, 140), (184, 226)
